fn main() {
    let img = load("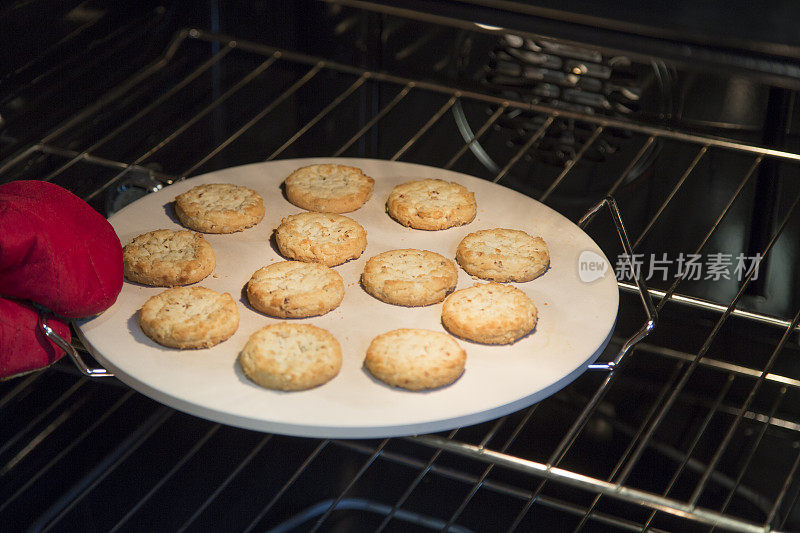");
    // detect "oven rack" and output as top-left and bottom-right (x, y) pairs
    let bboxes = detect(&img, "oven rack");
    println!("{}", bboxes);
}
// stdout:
(3, 27), (800, 532)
